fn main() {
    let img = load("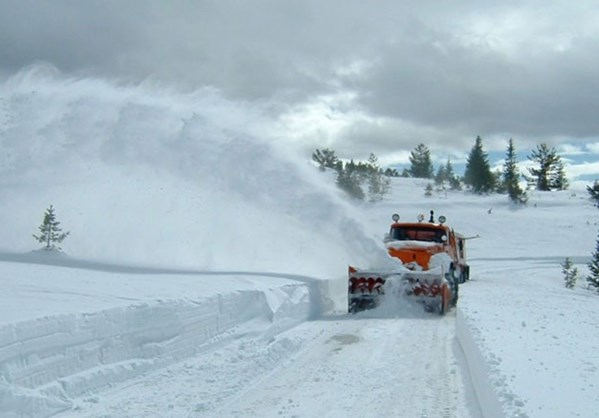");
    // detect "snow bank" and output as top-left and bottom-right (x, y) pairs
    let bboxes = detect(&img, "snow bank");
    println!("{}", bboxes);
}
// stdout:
(456, 261), (599, 418)
(456, 308), (519, 418)
(0, 271), (311, 418)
